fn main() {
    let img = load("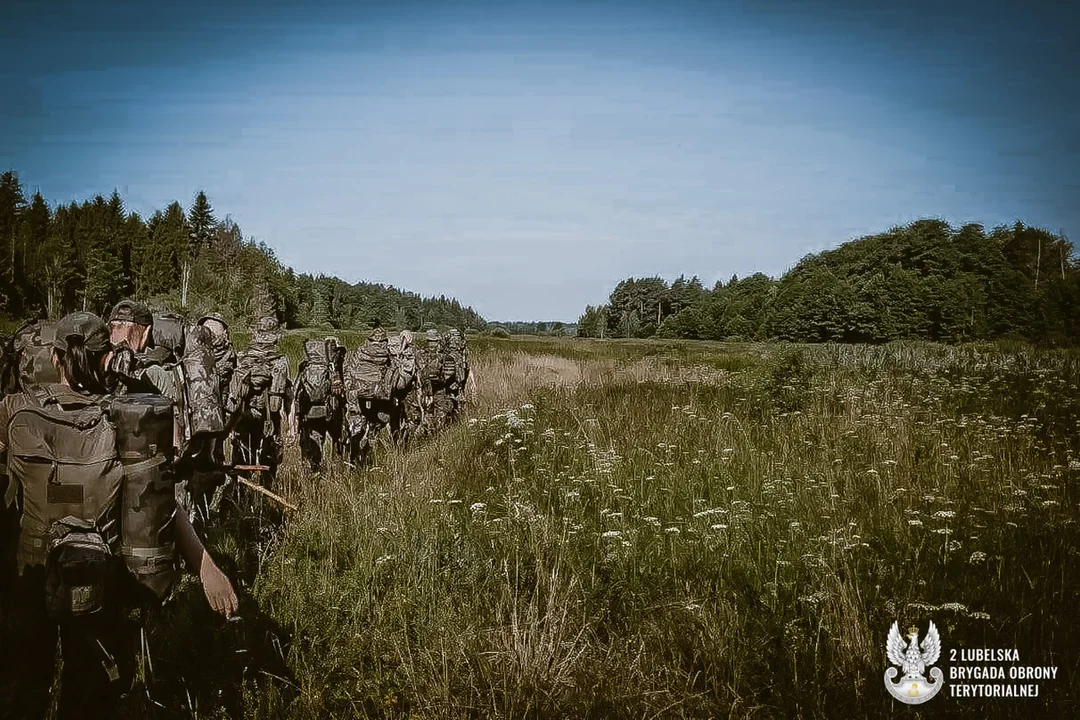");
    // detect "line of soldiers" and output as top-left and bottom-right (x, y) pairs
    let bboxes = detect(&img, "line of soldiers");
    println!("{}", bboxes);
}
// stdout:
(294, 324), (472, 472)
(0, 300), (471, 718)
